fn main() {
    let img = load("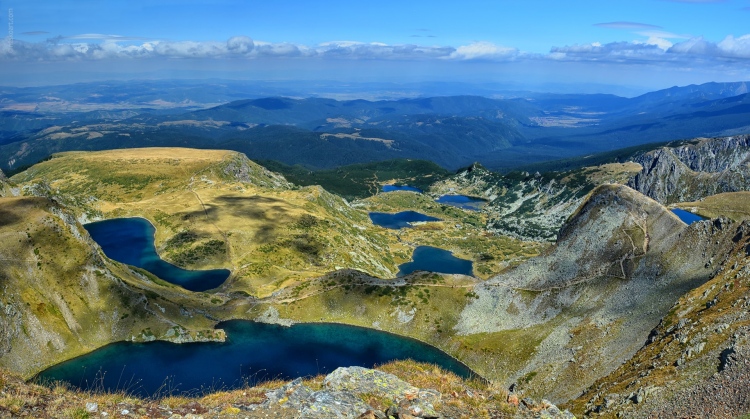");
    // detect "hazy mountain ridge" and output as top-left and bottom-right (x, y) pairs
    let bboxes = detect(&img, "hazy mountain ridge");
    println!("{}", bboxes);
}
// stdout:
(3, 81), (750, 173)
